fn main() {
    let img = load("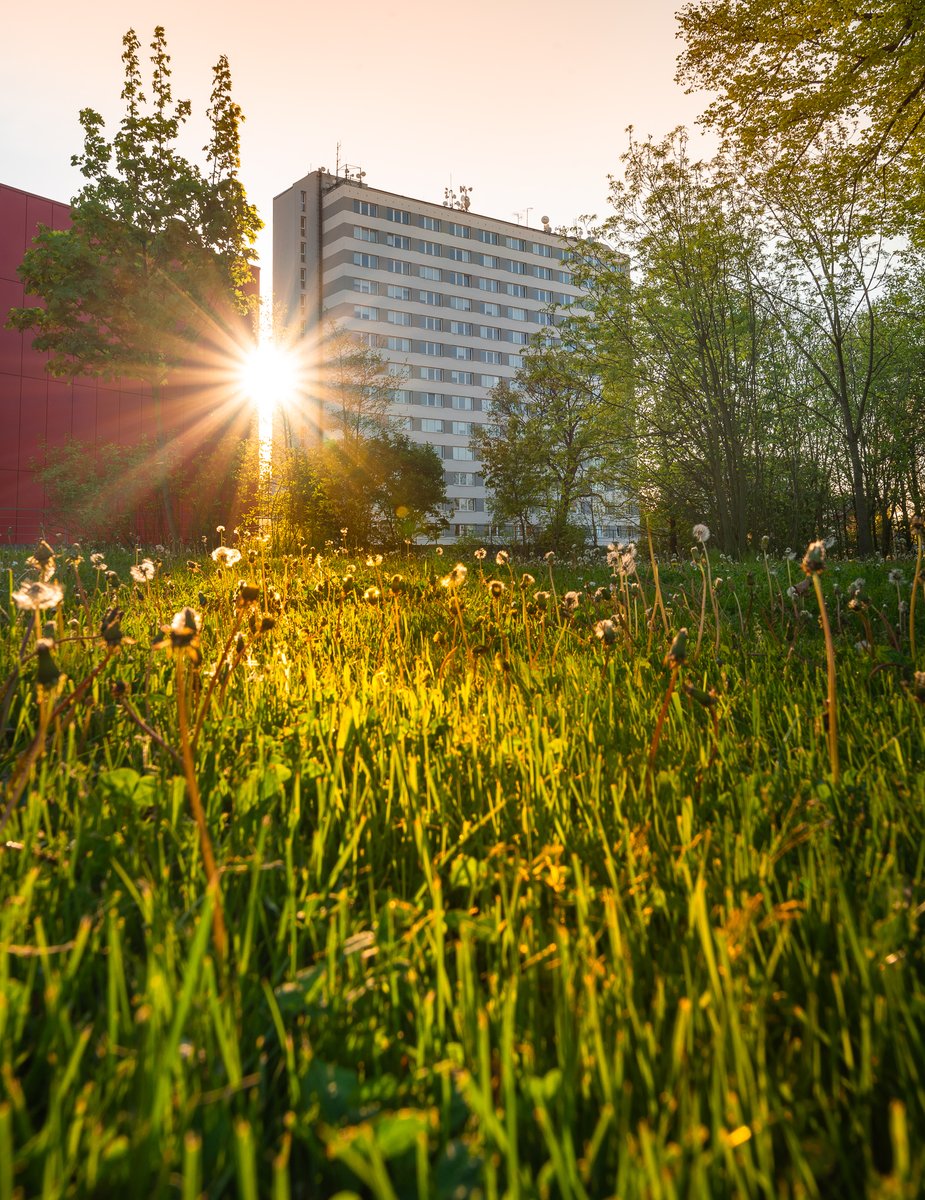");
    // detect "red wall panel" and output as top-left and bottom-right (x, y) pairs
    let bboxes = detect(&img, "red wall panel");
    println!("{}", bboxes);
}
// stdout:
(0, 188), (27, 279)
(0, 387), (21, 471)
